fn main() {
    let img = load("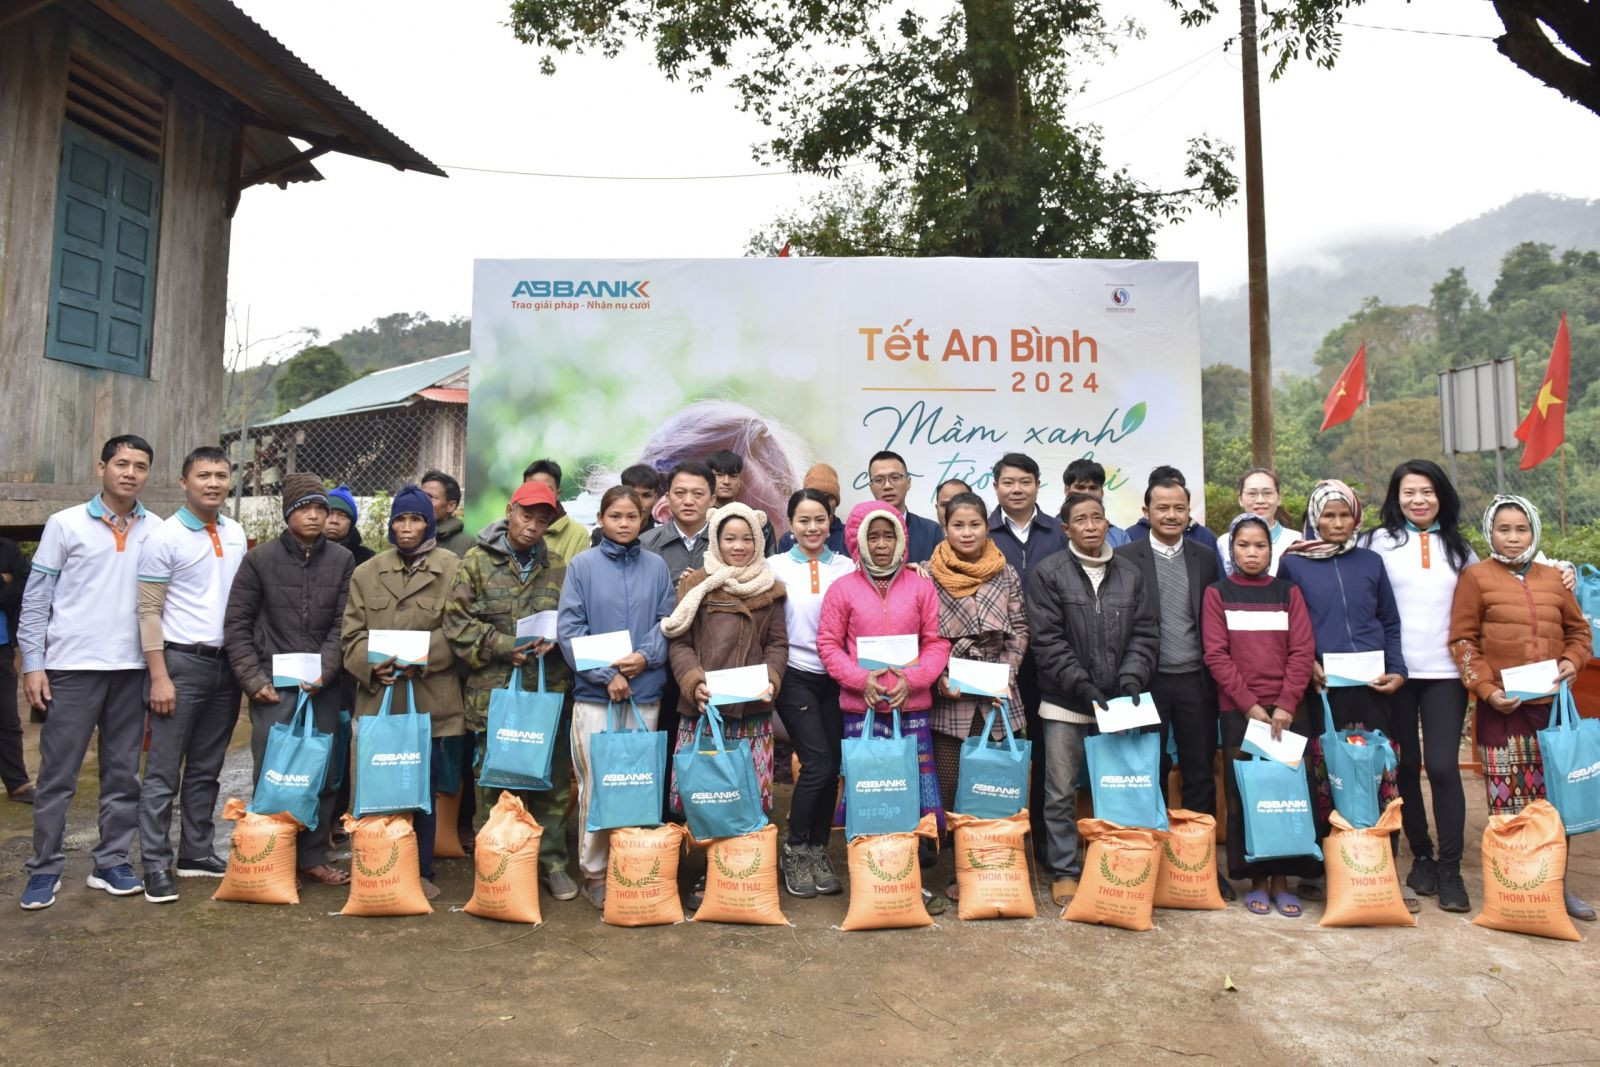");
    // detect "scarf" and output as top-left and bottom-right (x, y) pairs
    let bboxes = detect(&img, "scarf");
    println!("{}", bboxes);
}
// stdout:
(660, 502), (778, 638)
(929, 538), (1006, 599)
(1283, 479), (1362, 560)
(853, 504), (907, 580)
(1482, 493), (1541, 568)
(1223, 513), (1274, 576)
